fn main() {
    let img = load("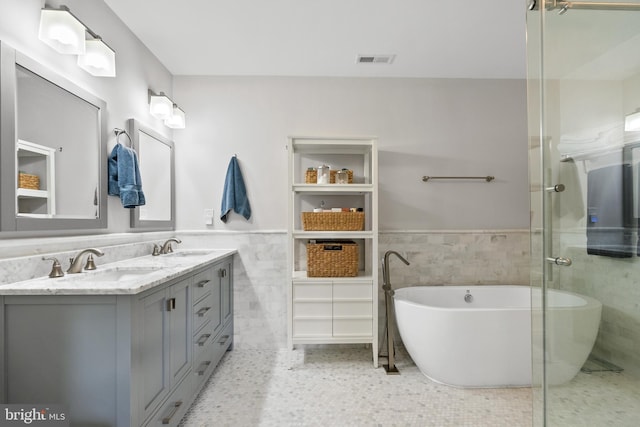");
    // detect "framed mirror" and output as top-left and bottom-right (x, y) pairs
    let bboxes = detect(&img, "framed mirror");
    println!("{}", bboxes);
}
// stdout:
(128, 119), (175, 231)
(0, 42), (107, 233)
